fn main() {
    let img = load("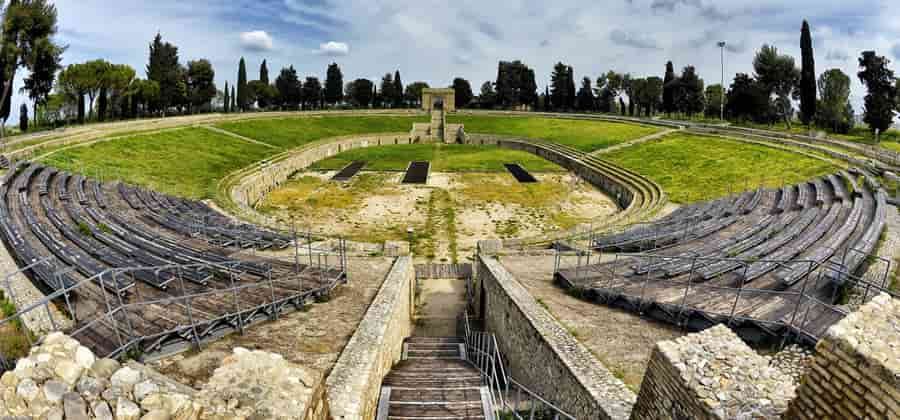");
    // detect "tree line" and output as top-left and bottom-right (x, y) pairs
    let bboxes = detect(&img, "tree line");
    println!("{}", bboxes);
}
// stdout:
(2, 3), (897, 140)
